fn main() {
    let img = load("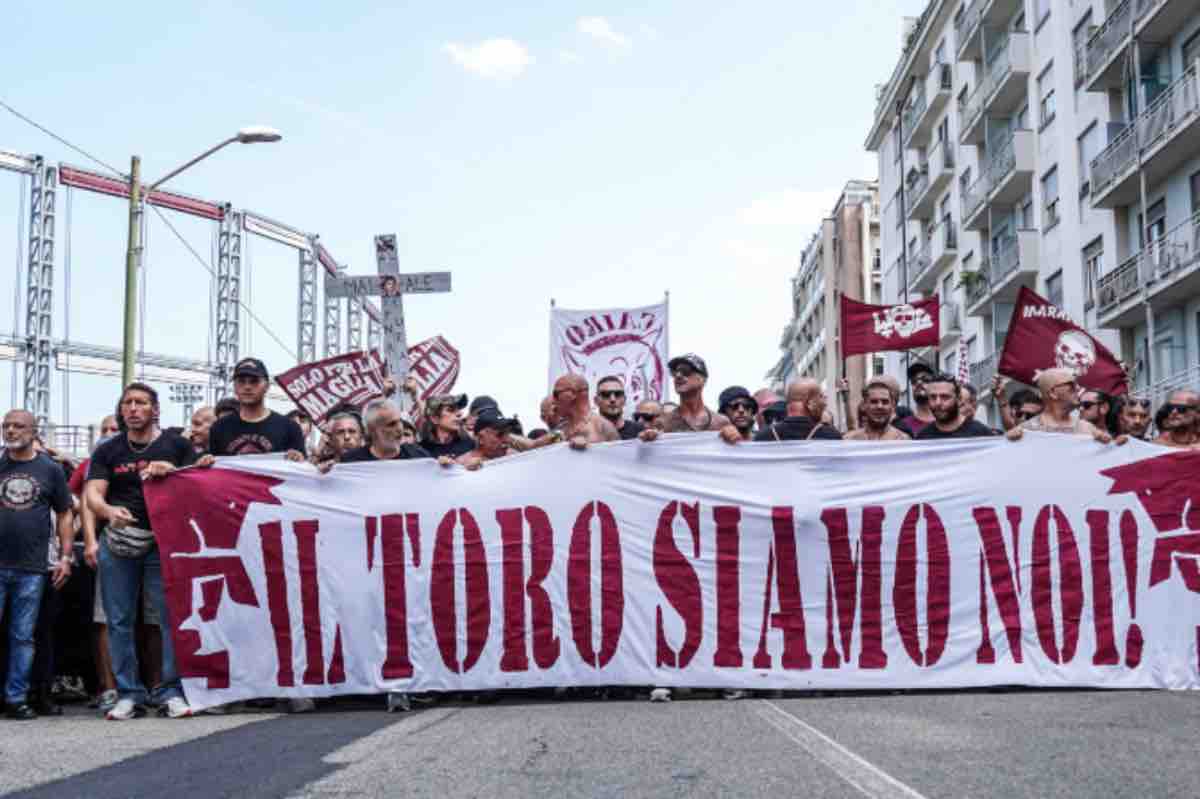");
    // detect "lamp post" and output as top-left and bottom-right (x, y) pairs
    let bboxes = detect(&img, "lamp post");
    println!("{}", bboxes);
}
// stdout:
(121, 126), (282, 387)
